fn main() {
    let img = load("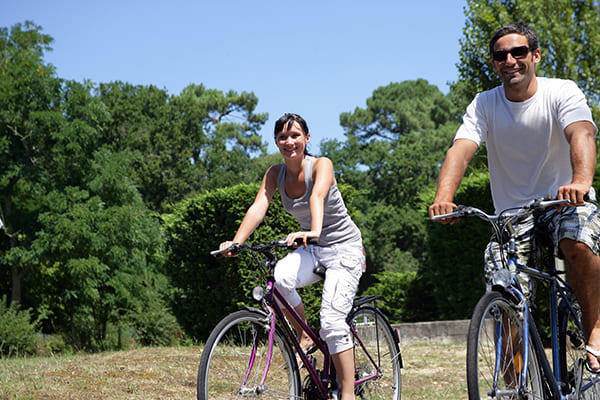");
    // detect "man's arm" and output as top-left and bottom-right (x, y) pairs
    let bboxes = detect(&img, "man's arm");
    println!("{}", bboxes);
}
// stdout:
(559, 120), (597, 205)
(429, 139), (479, 222)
